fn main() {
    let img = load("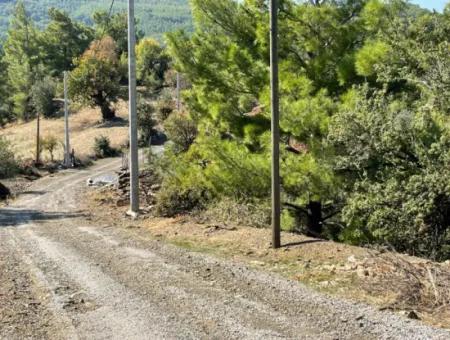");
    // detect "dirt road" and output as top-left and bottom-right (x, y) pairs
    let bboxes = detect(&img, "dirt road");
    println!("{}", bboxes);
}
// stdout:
(1, 158), (449, 340)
